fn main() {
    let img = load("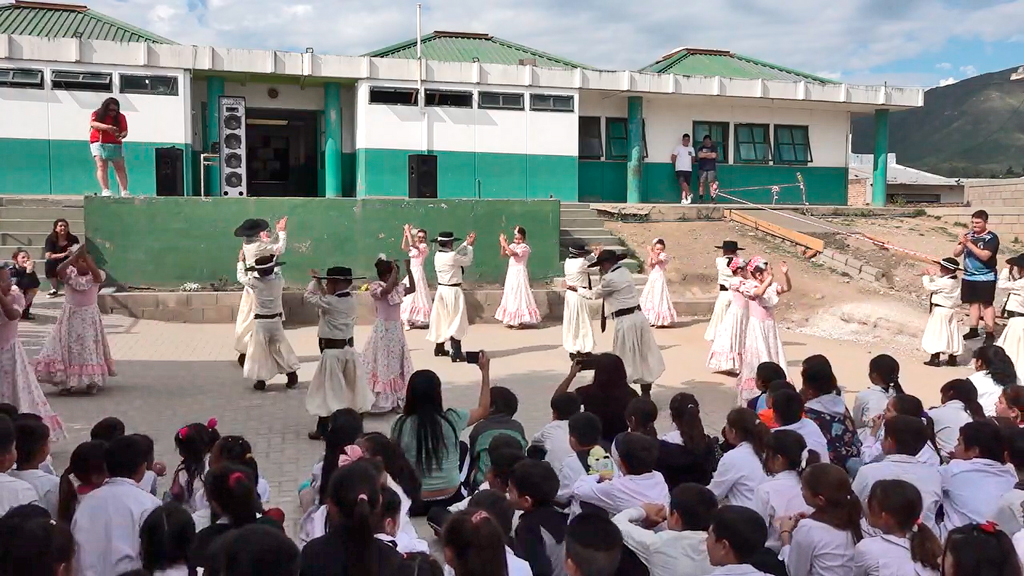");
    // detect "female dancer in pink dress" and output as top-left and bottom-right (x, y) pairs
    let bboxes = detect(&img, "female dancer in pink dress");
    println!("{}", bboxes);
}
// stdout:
(0, 267), (65, 439)
(363, 257), (416, 413)
(494, 226), (541, 328)
(706, 257), (750, 375)
(736, 257), (791, 403)
(400, 224), (432, 330)
(34, 249), (115, 394)
(639, 238), (678, 327)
